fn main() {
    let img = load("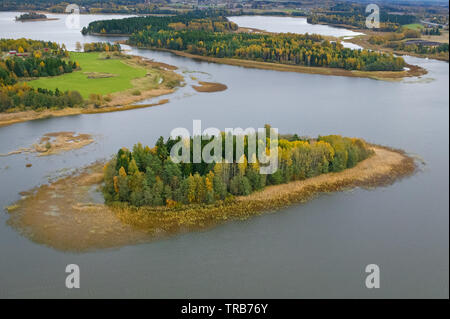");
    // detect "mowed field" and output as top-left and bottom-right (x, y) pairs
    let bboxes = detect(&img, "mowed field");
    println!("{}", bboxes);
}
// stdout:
(403, 23), (424, 31)
(29, 52), (147, 98)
